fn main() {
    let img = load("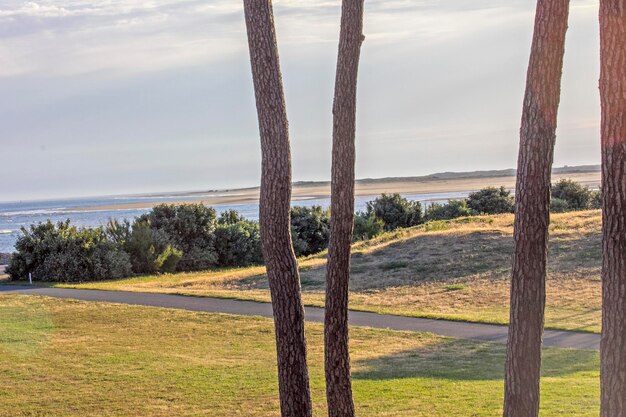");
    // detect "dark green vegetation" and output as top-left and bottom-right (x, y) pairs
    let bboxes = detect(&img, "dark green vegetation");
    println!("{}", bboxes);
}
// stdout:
(7, 220), (132, 282)
(466, 186), (515, 215)
(425, 200), (472, 221)
(550, 179), (602, 212)
(8, 205), (301, 282)
(7, 181), (599, 283)
(365, 193), (423, 230)
(290, 206), (331, 257)
(214, 210), (264, 267)
(0, 295), (600, 416)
